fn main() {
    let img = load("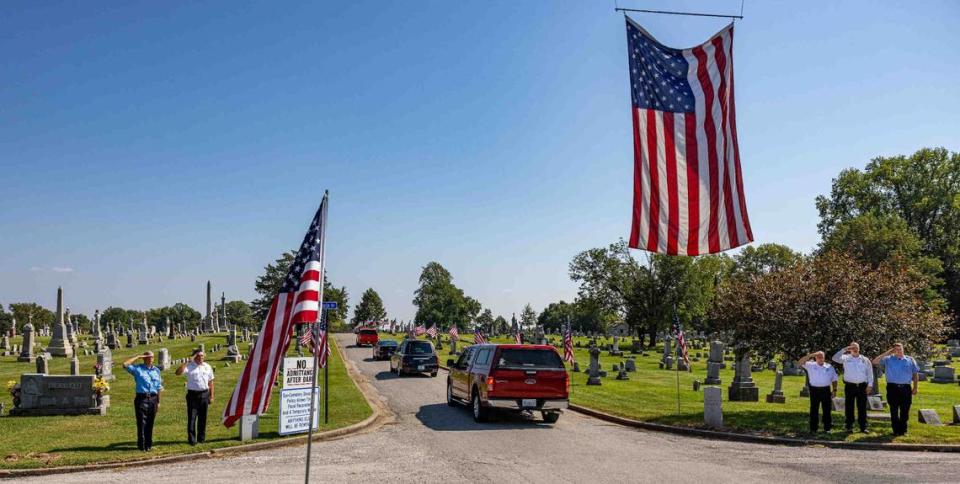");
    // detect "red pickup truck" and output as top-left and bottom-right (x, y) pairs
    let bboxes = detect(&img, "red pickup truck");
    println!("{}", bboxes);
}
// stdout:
(355, 328), (379, 347)
(446, 344), (569, 423)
